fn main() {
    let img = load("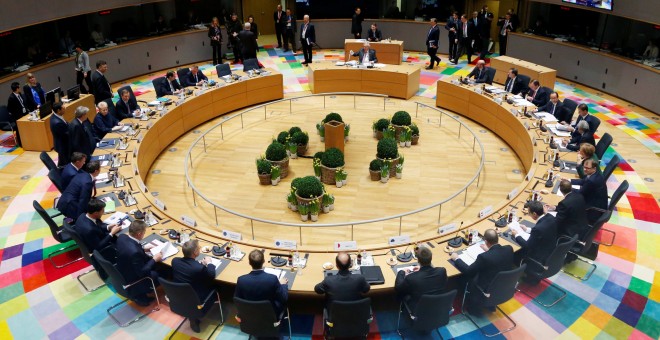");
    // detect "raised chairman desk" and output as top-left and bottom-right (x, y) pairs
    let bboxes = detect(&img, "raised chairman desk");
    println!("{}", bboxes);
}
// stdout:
(344, 39), (404, 65)
(490, 55), (557, 88)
